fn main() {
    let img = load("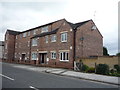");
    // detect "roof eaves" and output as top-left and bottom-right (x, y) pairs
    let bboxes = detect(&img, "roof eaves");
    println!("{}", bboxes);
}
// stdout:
(31, 28), (59, 39)
(21, 18), (65, 33)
